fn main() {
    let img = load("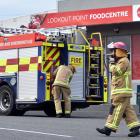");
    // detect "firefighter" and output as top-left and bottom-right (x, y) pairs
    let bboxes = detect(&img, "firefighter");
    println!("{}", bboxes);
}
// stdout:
(52, 64), (76, 118)
(96, 42), (140, 137)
